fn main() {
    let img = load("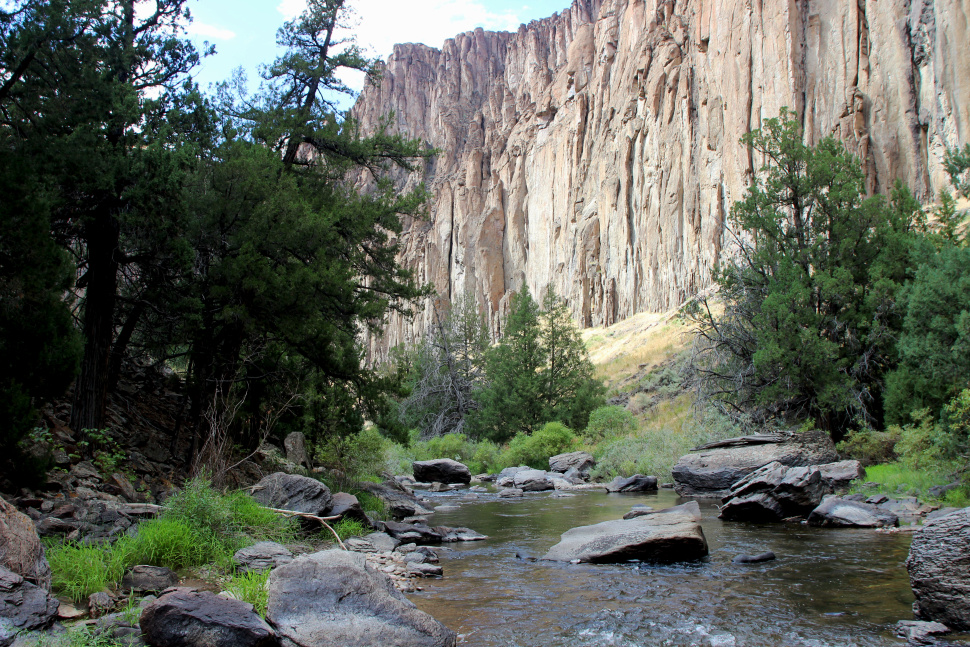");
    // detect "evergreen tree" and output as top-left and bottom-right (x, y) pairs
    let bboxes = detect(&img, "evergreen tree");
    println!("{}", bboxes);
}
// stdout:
(468, 286), (603, 442)
(539, 286), (605, 430)
(686, 109), (923, 438)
